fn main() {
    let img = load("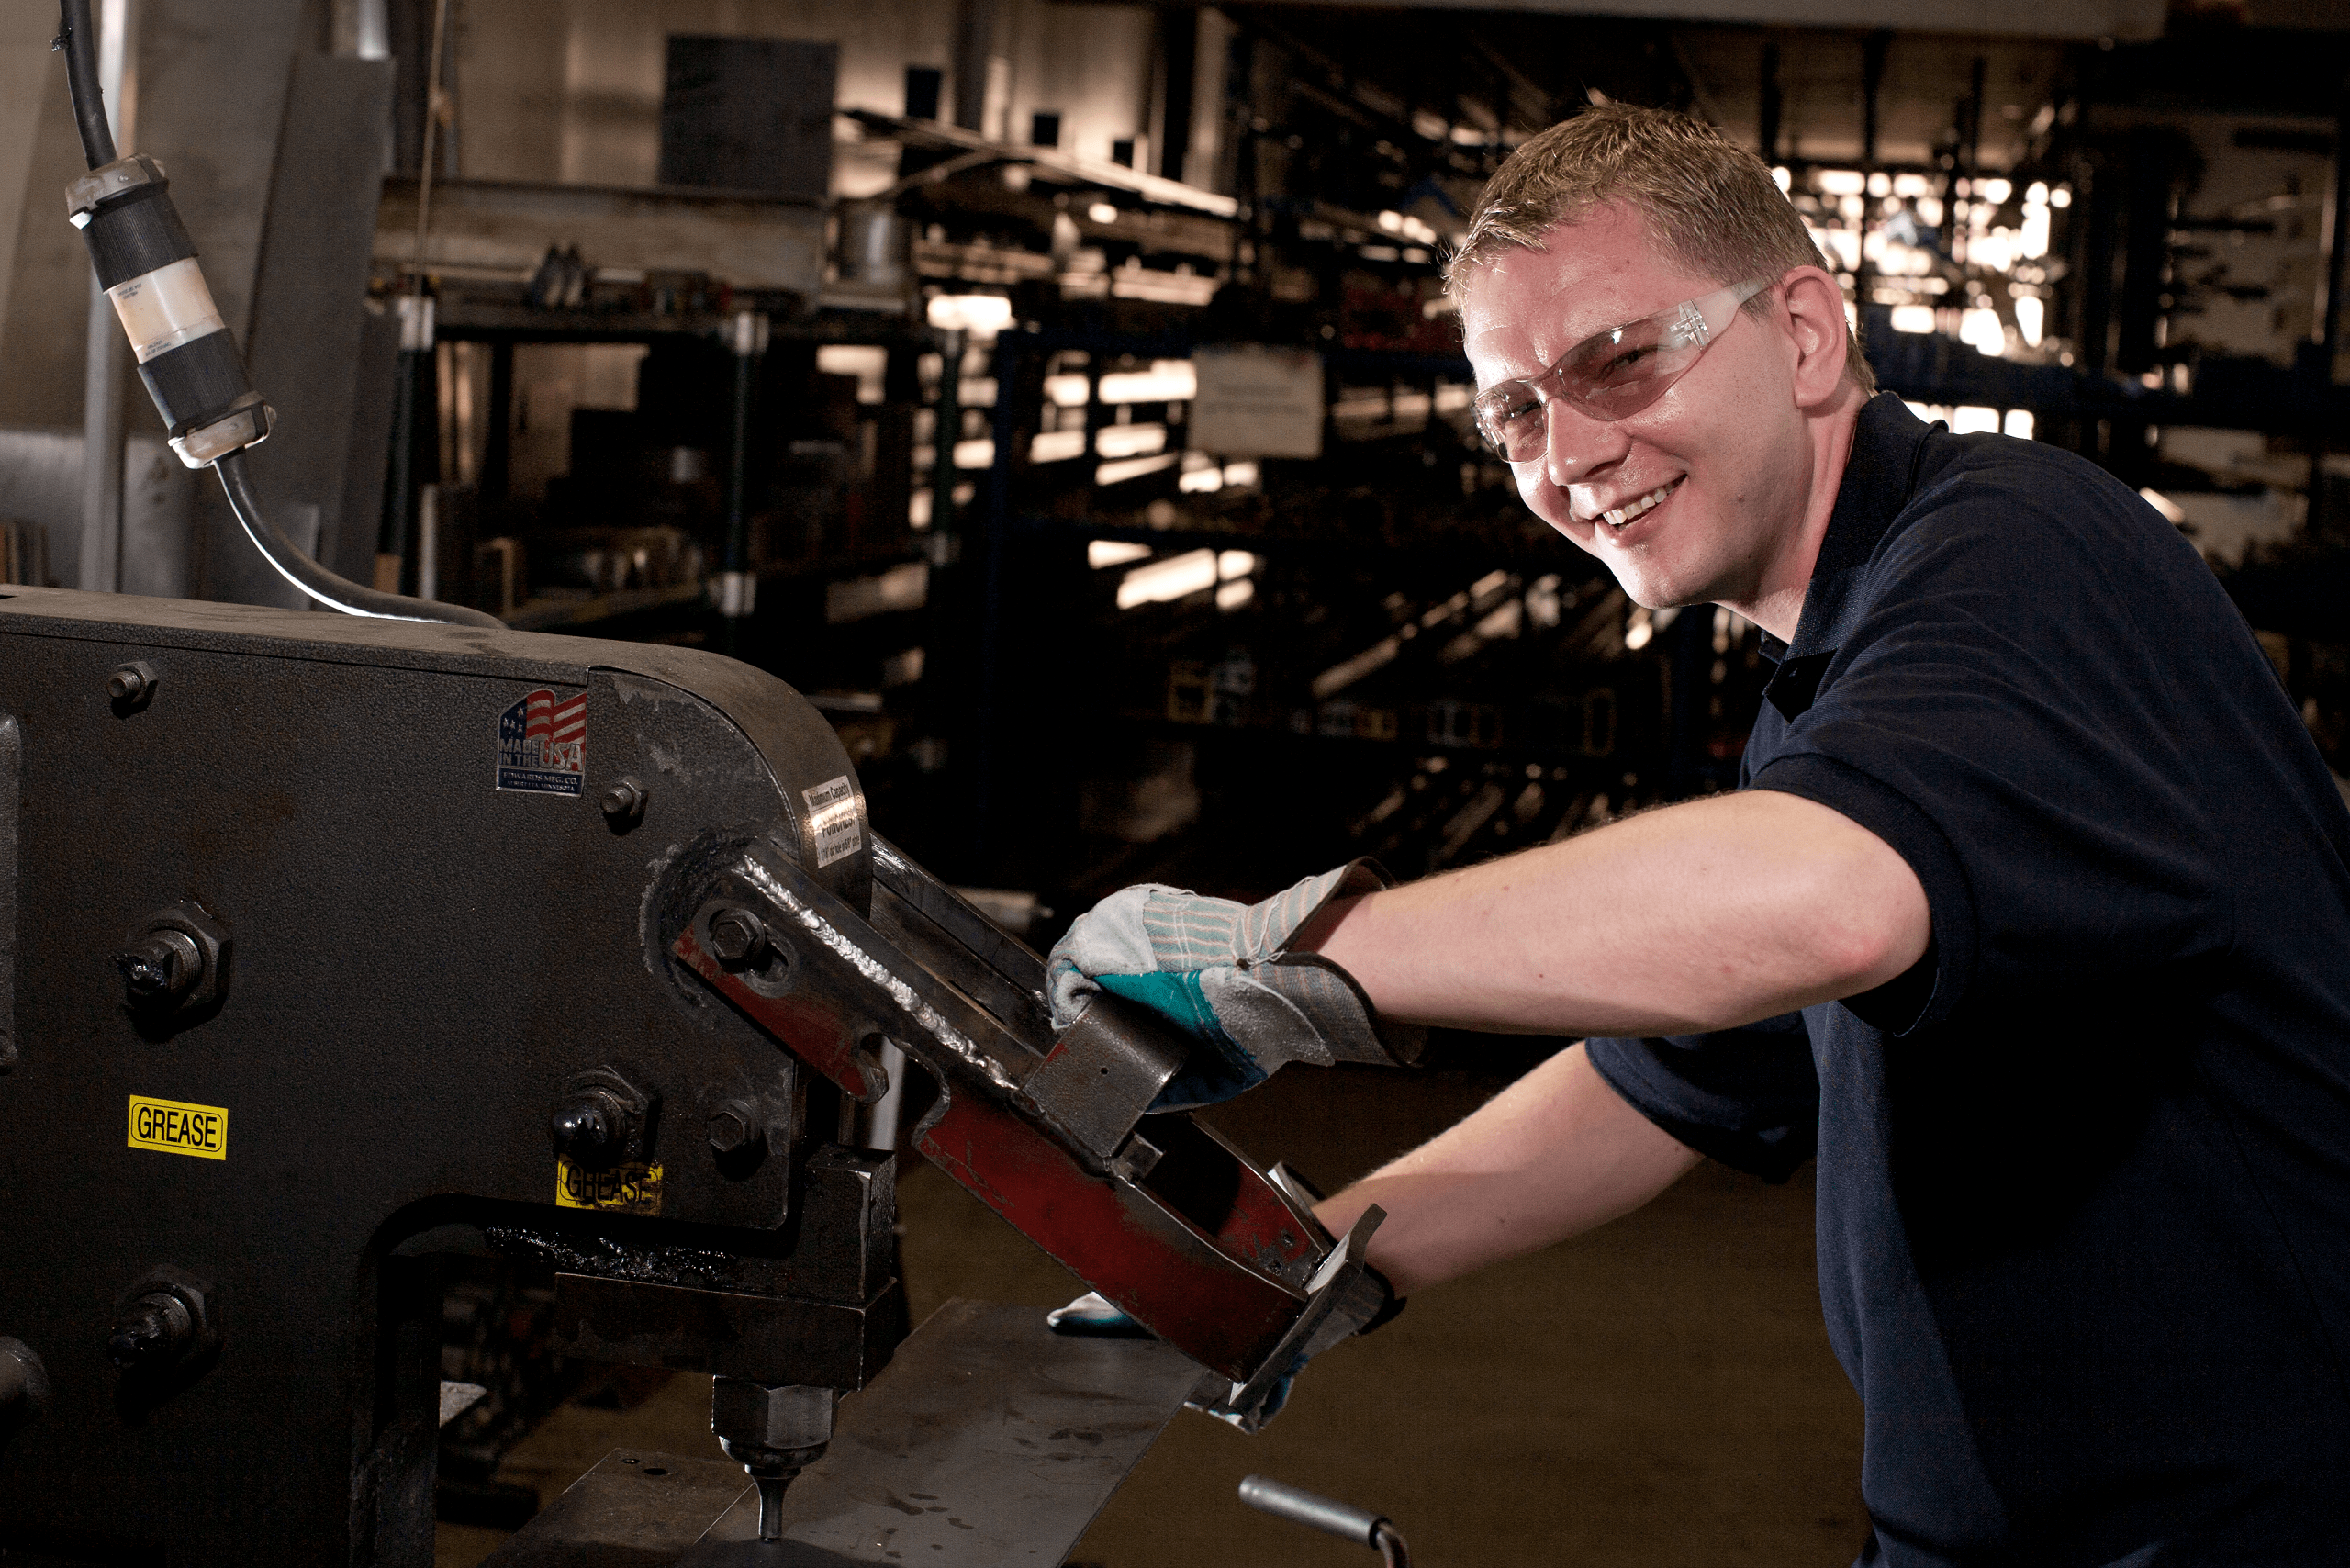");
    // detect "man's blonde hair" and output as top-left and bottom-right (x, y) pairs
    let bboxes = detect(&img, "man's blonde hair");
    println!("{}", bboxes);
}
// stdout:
(1449, 105), (1875, 393)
